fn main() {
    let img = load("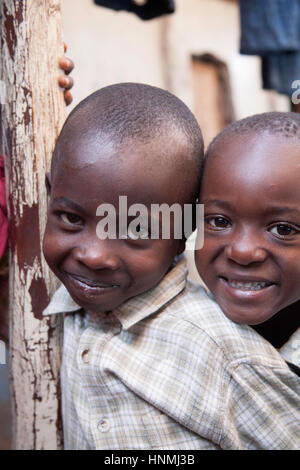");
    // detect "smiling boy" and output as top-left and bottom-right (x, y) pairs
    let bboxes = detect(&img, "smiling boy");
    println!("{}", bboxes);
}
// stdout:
(43, 84), (201, 314)
(195, 111), (300, 360)
(43, 88), (300, 450)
